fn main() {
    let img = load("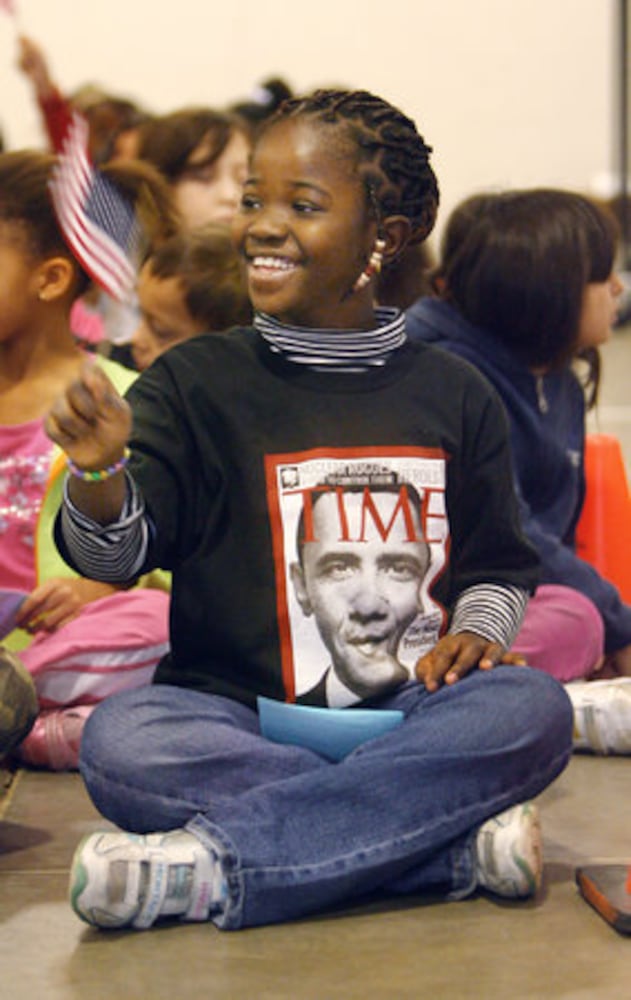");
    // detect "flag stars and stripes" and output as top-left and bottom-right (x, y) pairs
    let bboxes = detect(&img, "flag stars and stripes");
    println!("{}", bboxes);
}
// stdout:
(49, 113), (141, 302)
